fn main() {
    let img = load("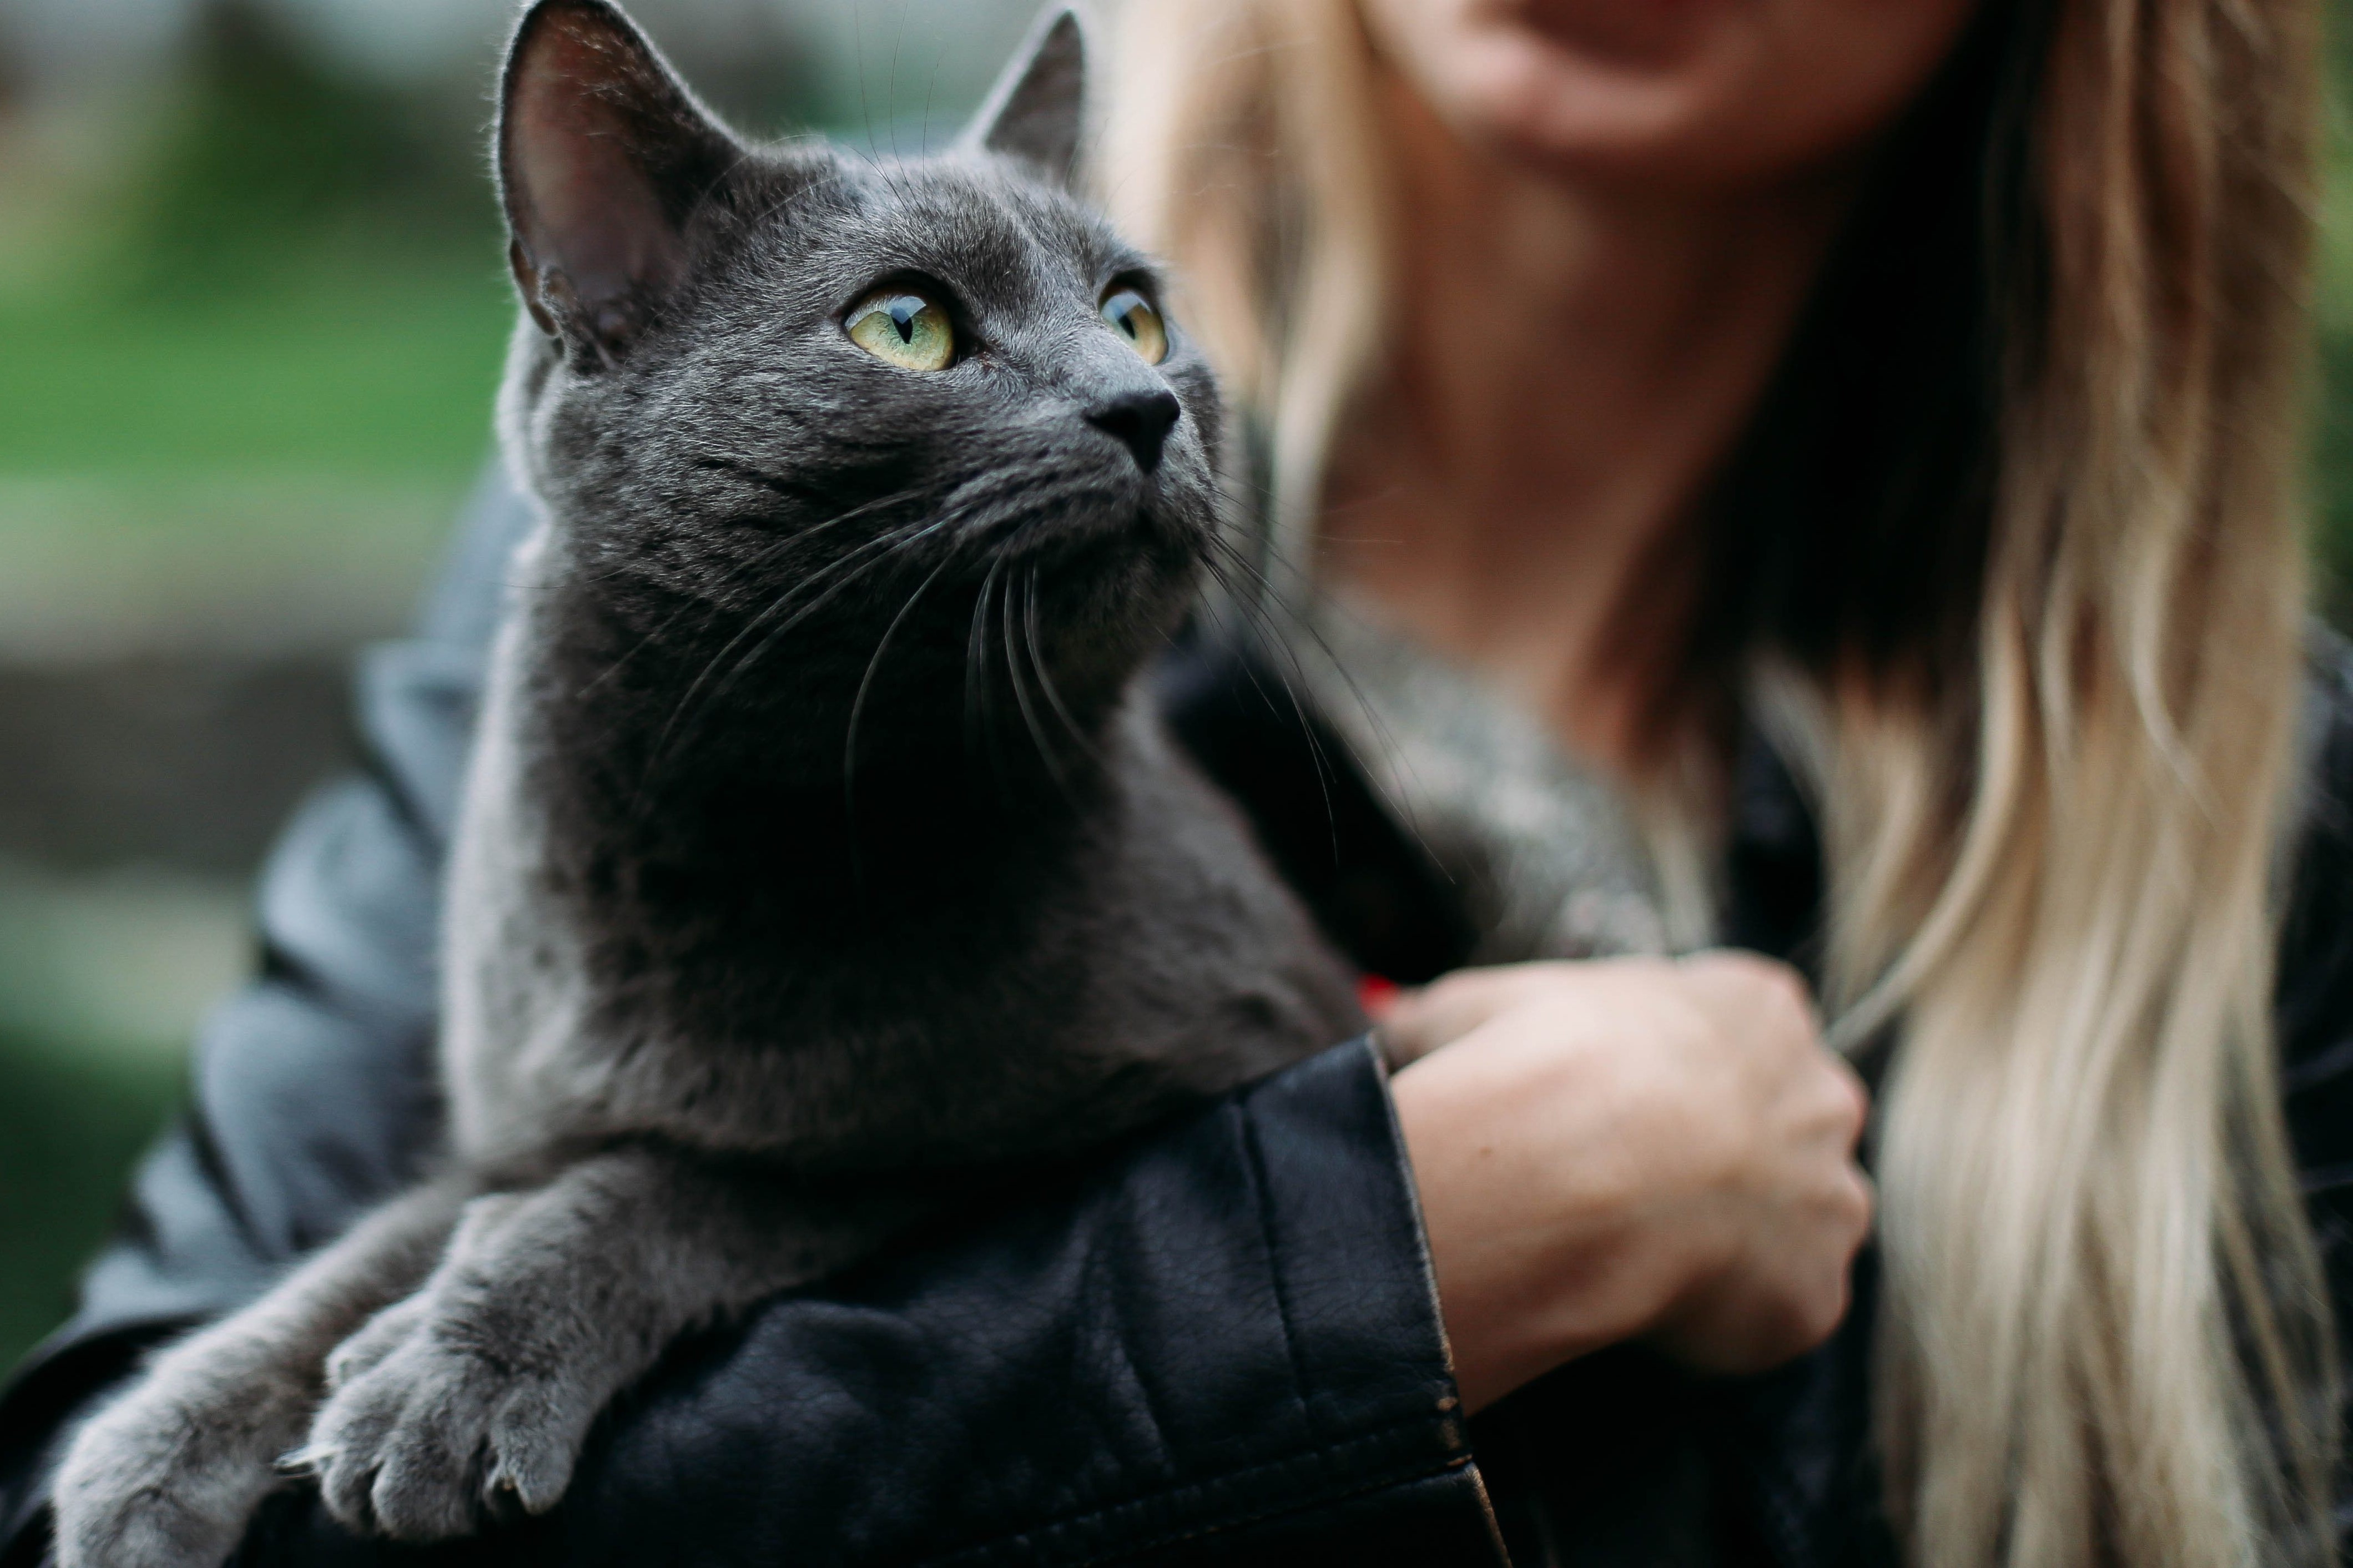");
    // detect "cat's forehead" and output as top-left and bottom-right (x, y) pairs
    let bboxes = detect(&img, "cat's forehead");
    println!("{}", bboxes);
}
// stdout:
(752, 148), (1142, 310)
